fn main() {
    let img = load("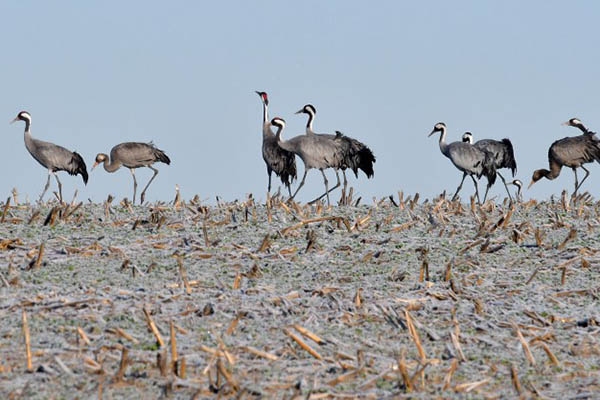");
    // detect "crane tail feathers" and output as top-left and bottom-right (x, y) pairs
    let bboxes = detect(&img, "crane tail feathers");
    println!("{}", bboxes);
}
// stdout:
(357, 146), (376, 178)
(154, 149), (171, 165)
(71, 151), (89, 185)
(501, 138), (517, 177)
